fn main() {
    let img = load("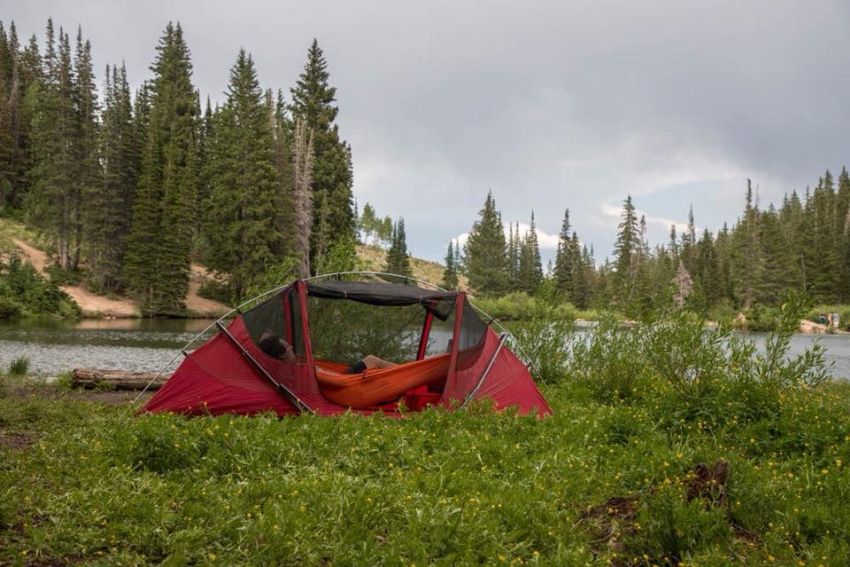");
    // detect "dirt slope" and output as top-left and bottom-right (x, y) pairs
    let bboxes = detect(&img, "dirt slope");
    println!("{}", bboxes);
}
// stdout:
(355, 244), (466, 289)
(11, 237), (230, 318)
